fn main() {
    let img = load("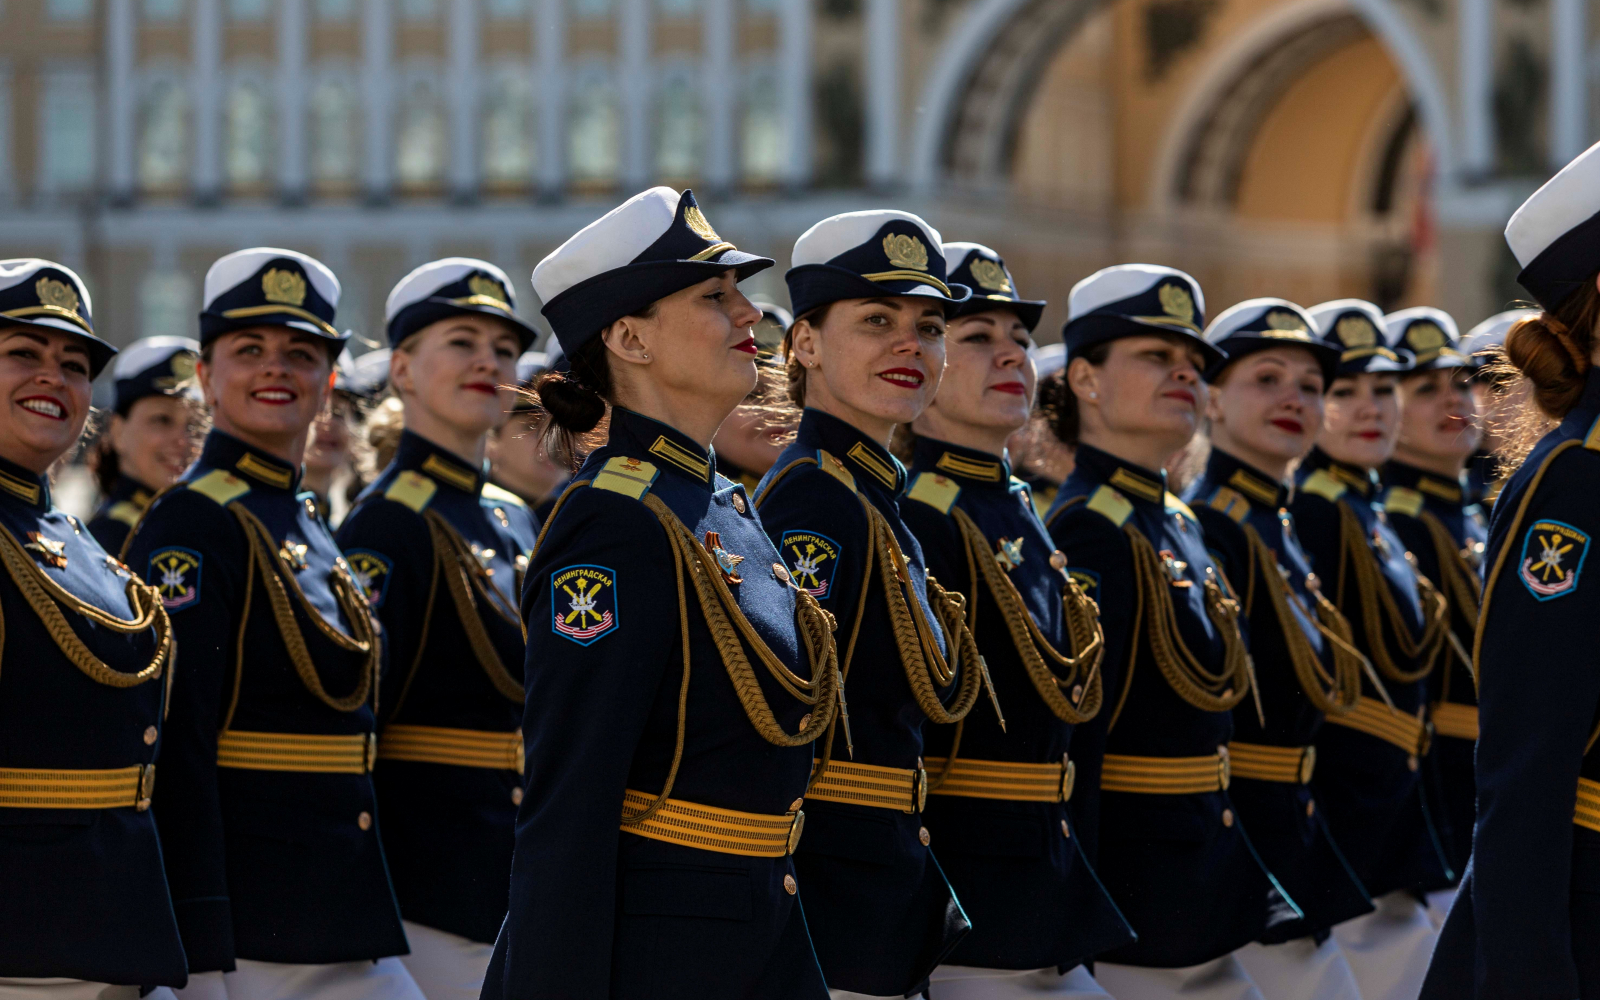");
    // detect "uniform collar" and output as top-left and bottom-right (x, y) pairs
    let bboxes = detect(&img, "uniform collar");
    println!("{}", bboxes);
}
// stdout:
(0, 452), (50, 511)
(798, 407), (907, 493)
(1204, 447), (1289, 509)
(910, 435), (1011, 489)
(1073, 442), (1167, 506)
(1382, 460), (1464, 507)
(608, 406), (715, 490)
(395, 430), (484, 494)
(200, 429), (301, 493)
(110, 475), (155, 510)
(1301, 446), (1376, 498)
